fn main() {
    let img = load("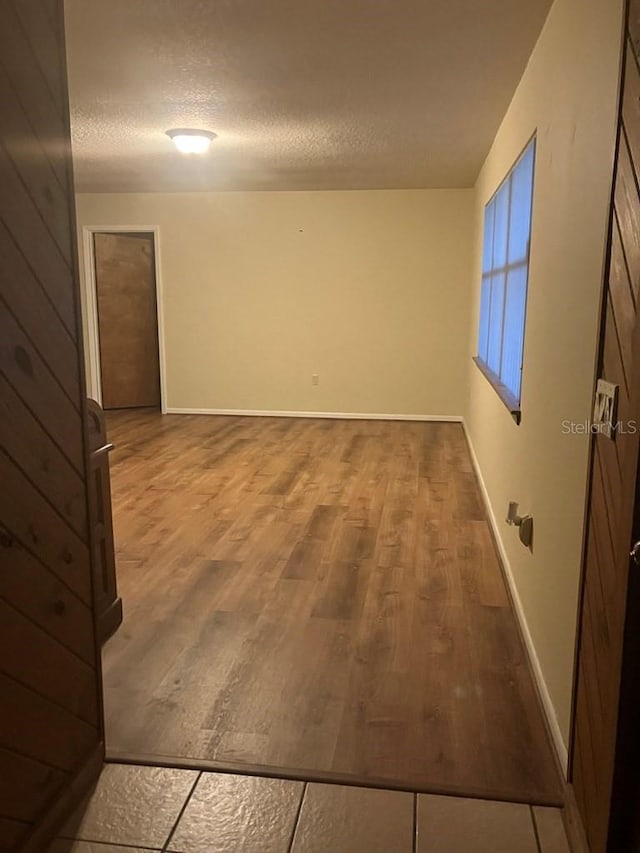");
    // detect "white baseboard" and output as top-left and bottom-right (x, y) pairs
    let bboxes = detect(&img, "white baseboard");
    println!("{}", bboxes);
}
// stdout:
(165, 407), (464, 422)
(461, 420), (569, 777)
